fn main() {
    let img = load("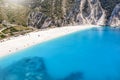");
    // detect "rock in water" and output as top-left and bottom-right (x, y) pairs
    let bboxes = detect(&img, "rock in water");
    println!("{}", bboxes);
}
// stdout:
(0, 57), (84, 80)
(108, 3), (120, 27)
(0, 57), (51, 80)
(62, 72), (83, 80)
